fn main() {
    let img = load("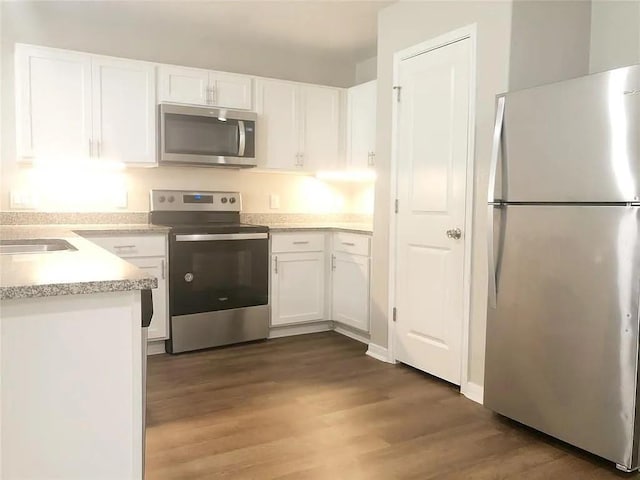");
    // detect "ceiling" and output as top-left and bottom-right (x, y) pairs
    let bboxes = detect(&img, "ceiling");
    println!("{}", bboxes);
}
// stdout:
(153, 1), (392, 62)
(11, 1), (391, 64)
